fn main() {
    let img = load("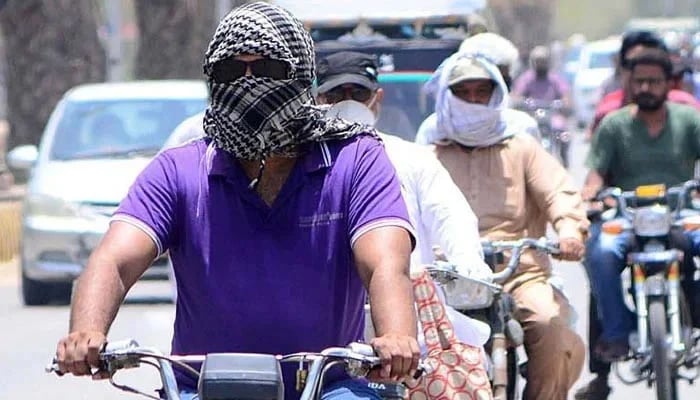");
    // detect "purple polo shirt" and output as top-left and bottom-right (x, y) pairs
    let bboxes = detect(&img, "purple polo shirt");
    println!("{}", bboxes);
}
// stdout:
(112, 135), (413, 397)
